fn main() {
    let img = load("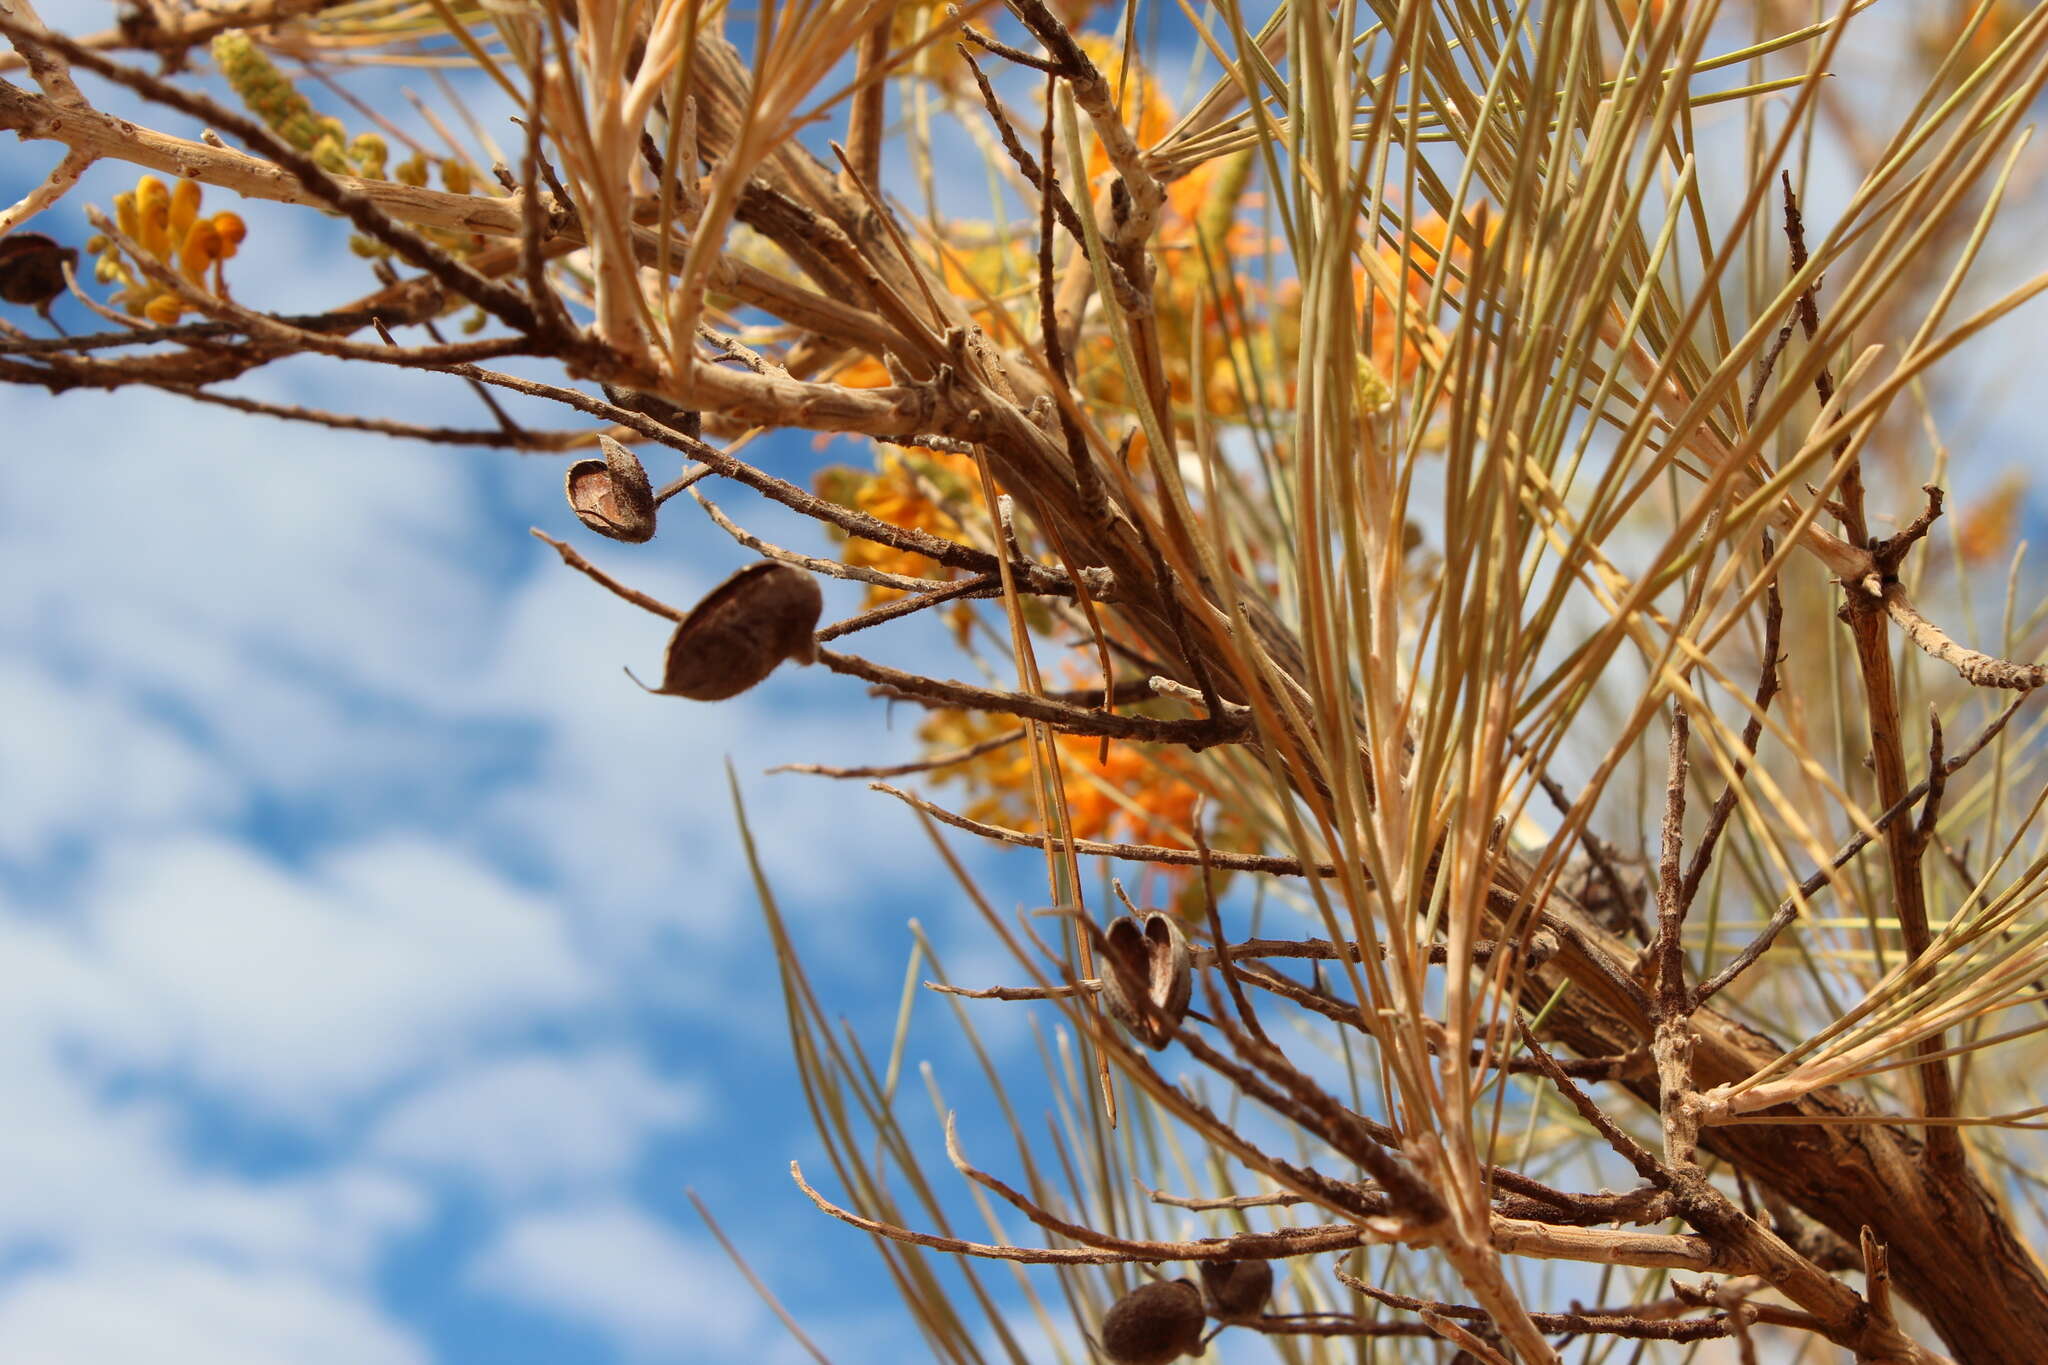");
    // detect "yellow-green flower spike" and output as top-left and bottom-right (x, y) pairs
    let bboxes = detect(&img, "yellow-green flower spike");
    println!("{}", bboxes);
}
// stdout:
(348, 132), (389, 180)
(312, 133), (349, 174)
(212, 30), (324, 151)
(1356, 355), (1394, 414)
